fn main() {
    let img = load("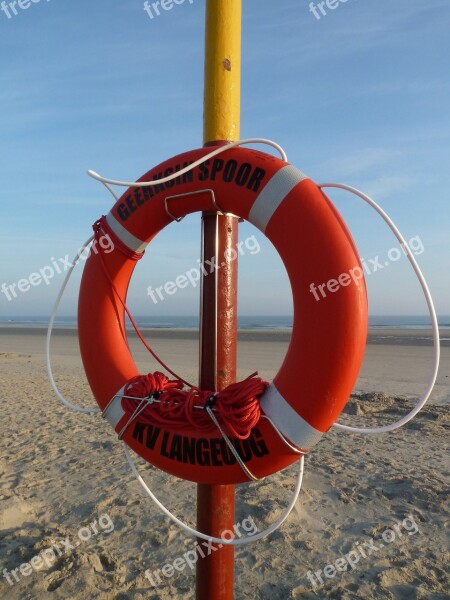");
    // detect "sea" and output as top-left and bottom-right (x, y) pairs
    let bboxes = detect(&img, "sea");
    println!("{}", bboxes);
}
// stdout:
(0, 315), (449, 330)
